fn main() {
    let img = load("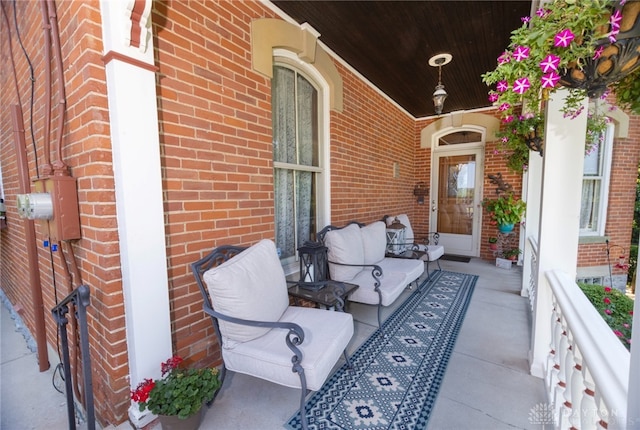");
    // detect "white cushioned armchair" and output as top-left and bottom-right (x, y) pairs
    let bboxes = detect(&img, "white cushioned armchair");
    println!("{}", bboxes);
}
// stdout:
(191, 239), (354, 430)
(384, 214), (445, 278)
